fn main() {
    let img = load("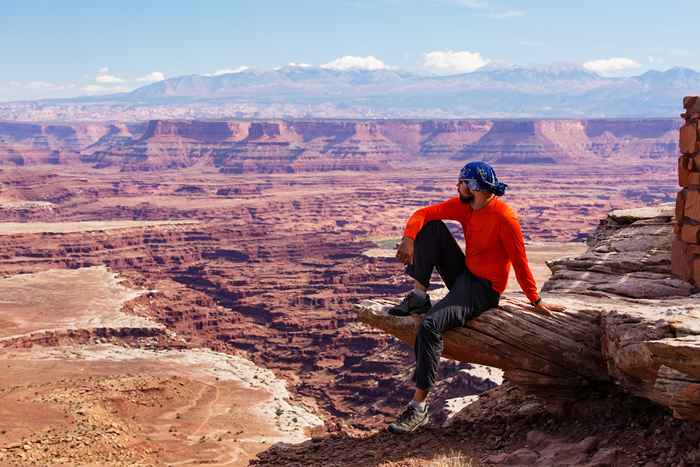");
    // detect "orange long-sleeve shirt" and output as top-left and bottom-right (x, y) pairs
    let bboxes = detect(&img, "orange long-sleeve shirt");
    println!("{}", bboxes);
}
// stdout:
(403, 196), (539, 303)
